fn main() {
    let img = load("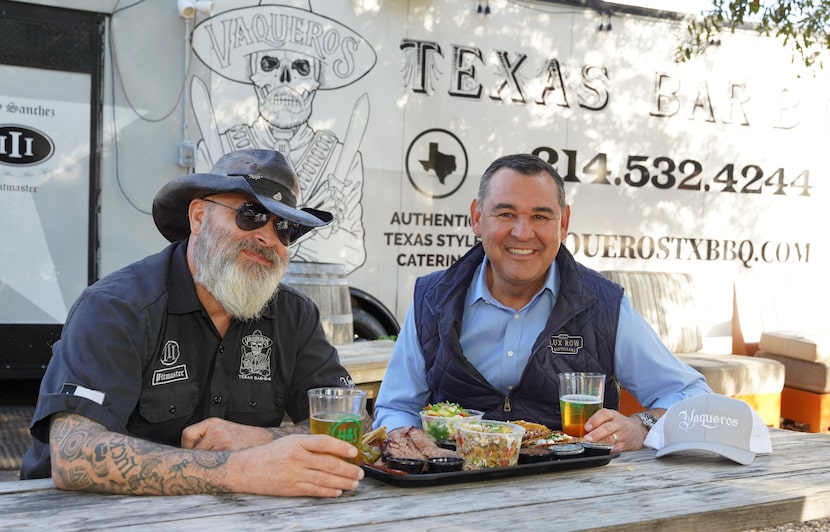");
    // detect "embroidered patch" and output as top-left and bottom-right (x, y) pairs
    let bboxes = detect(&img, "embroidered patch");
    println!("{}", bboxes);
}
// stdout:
(239, 329), (273, 381)
(548, 333), (584, 355)
(152, 364), (189, 386)
(160, 340), (181, 366)
(60, 383), (105, 405)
